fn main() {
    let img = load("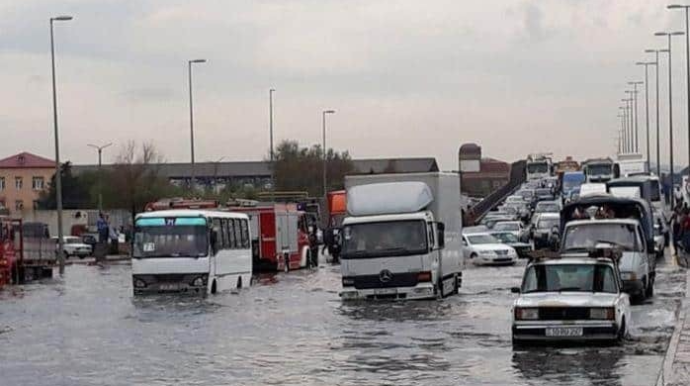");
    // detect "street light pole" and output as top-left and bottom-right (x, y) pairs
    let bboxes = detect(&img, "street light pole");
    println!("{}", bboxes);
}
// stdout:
(636, 62), (655, 171)
(87, 143), (112, 212)
(50, 15), (73, 275)
(269, 88), (275, 201)
(646, 49), (668, 177)
(188, 58), (206, 193)
(322, 110), (336, 199)
(628, 81), (643, 153)
(656, 31), (685, 208)
(668, 4), (690, 181)
(617, 113), (625, 154)
(622, 98), (632, 153)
